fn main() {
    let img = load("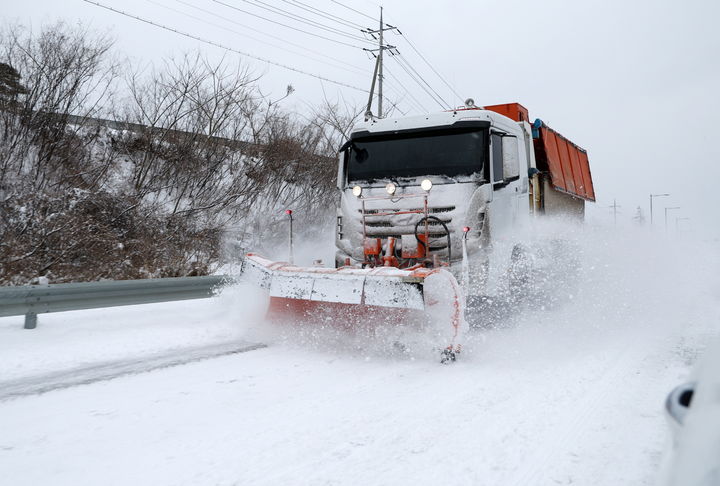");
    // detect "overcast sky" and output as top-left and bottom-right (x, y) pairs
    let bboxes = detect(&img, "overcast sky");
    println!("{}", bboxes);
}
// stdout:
(5, 0), (720, 236)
